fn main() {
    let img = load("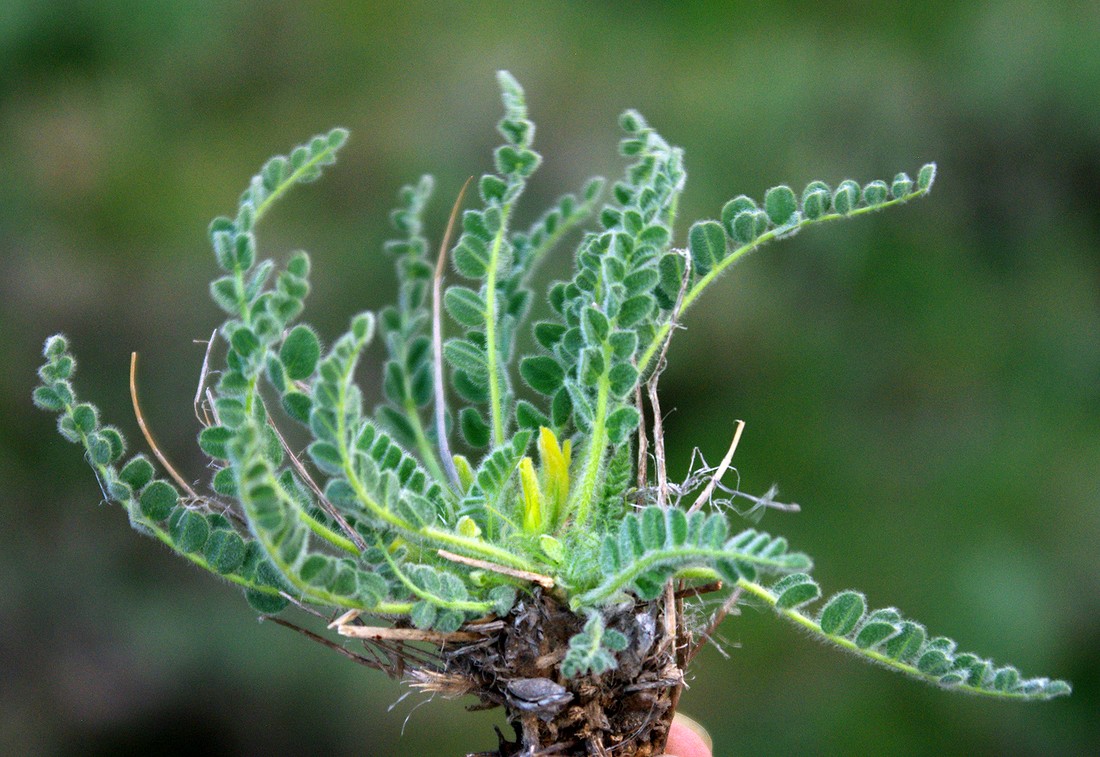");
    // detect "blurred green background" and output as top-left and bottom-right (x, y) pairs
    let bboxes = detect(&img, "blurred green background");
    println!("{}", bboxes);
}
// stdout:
(2, 1), (1097, 755)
